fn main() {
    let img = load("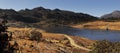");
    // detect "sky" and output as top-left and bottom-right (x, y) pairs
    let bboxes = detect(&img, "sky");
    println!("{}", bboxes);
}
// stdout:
(0, 0), (120, 17)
